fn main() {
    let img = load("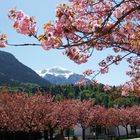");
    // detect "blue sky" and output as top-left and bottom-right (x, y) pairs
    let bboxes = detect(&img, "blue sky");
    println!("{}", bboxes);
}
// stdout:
(0, 0), (131, 85)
